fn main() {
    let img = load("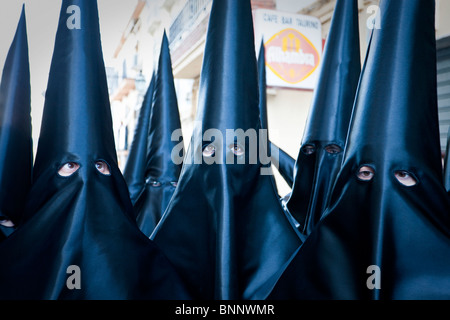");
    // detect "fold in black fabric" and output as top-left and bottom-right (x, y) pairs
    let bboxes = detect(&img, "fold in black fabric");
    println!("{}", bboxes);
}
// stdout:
(270, 142), (295, 189)
(123, 72), (156, 205)
(257, 40), (295, 190)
